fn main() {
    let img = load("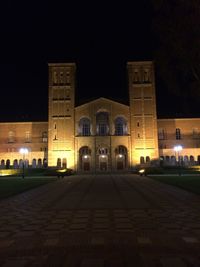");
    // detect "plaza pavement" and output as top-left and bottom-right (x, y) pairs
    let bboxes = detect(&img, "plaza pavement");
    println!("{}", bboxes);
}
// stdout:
(0, 174), (200, 266)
